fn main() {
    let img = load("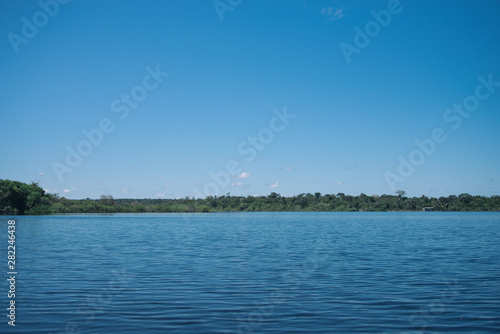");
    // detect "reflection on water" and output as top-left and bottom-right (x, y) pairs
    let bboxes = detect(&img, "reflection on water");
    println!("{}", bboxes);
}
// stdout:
(2, 212), (499, 333)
